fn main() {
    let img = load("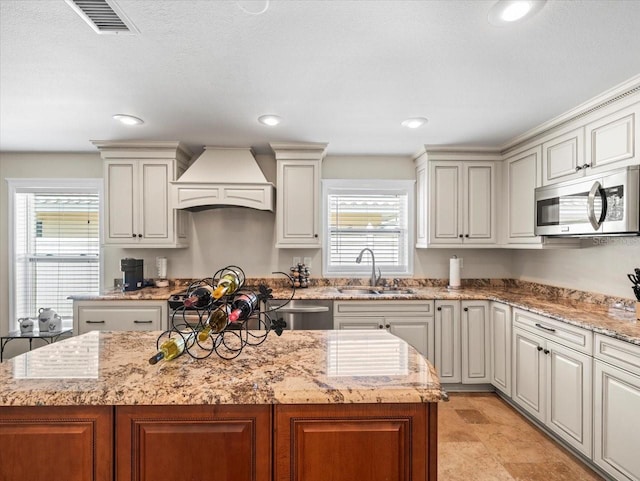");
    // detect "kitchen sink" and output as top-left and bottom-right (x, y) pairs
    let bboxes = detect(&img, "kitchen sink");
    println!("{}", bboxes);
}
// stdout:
(336, 287), (415, 295)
